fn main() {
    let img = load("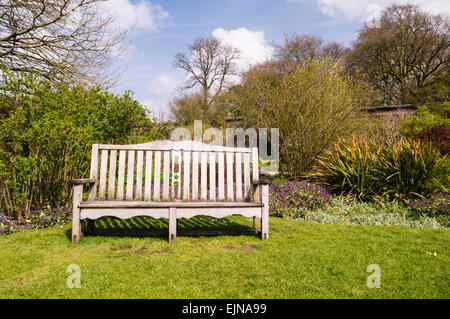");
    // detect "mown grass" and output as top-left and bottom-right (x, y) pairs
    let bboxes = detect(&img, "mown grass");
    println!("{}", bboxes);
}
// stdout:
(0, 216), (448, 299)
